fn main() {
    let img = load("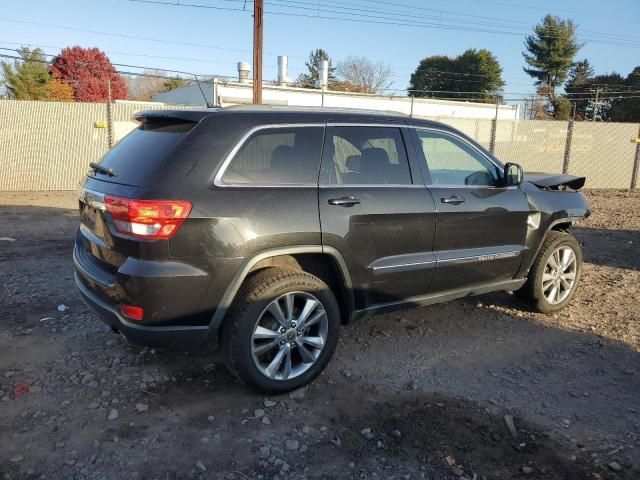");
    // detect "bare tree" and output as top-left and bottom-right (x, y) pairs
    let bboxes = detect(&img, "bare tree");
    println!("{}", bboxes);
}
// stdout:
(126, 69), (168, 101)
(336, 56), (393, 94)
